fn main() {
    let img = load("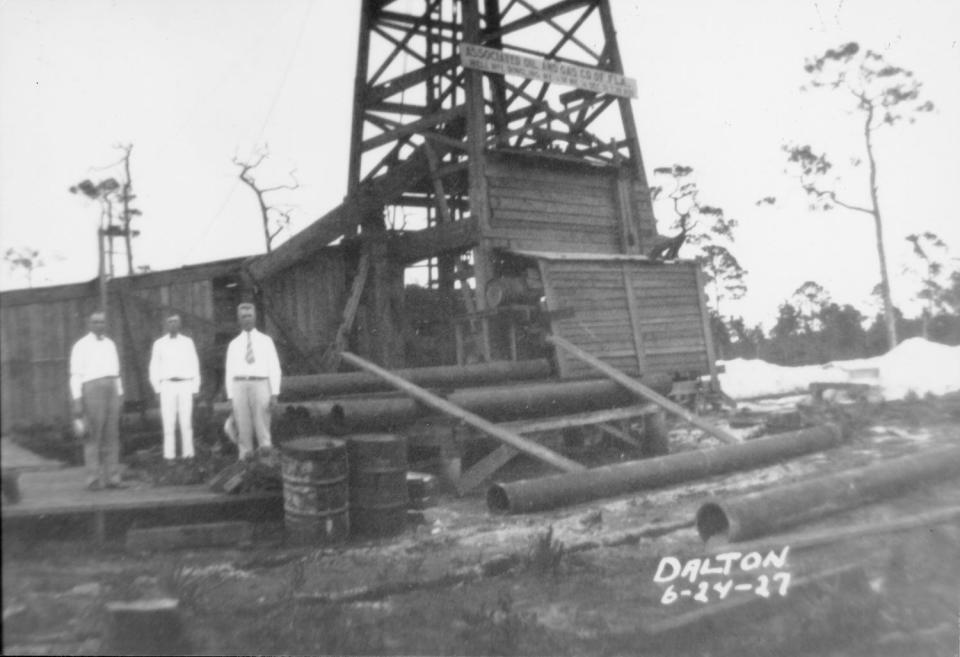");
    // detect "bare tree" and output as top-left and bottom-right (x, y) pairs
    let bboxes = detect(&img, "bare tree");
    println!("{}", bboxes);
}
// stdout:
(651, 164), (747, 317)
(233, 147), (300, 253)
(116, 143), (142, 275)
(782, 42), (934, 351)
